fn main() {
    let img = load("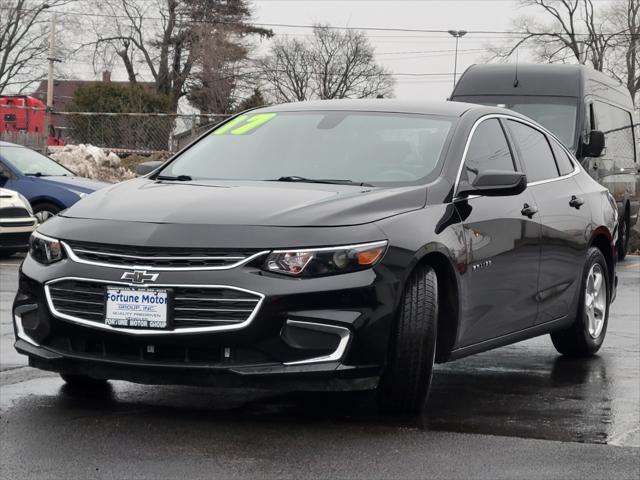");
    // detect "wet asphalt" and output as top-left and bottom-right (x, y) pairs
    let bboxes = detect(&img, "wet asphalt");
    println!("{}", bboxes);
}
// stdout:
(0, 254), (639, 479)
